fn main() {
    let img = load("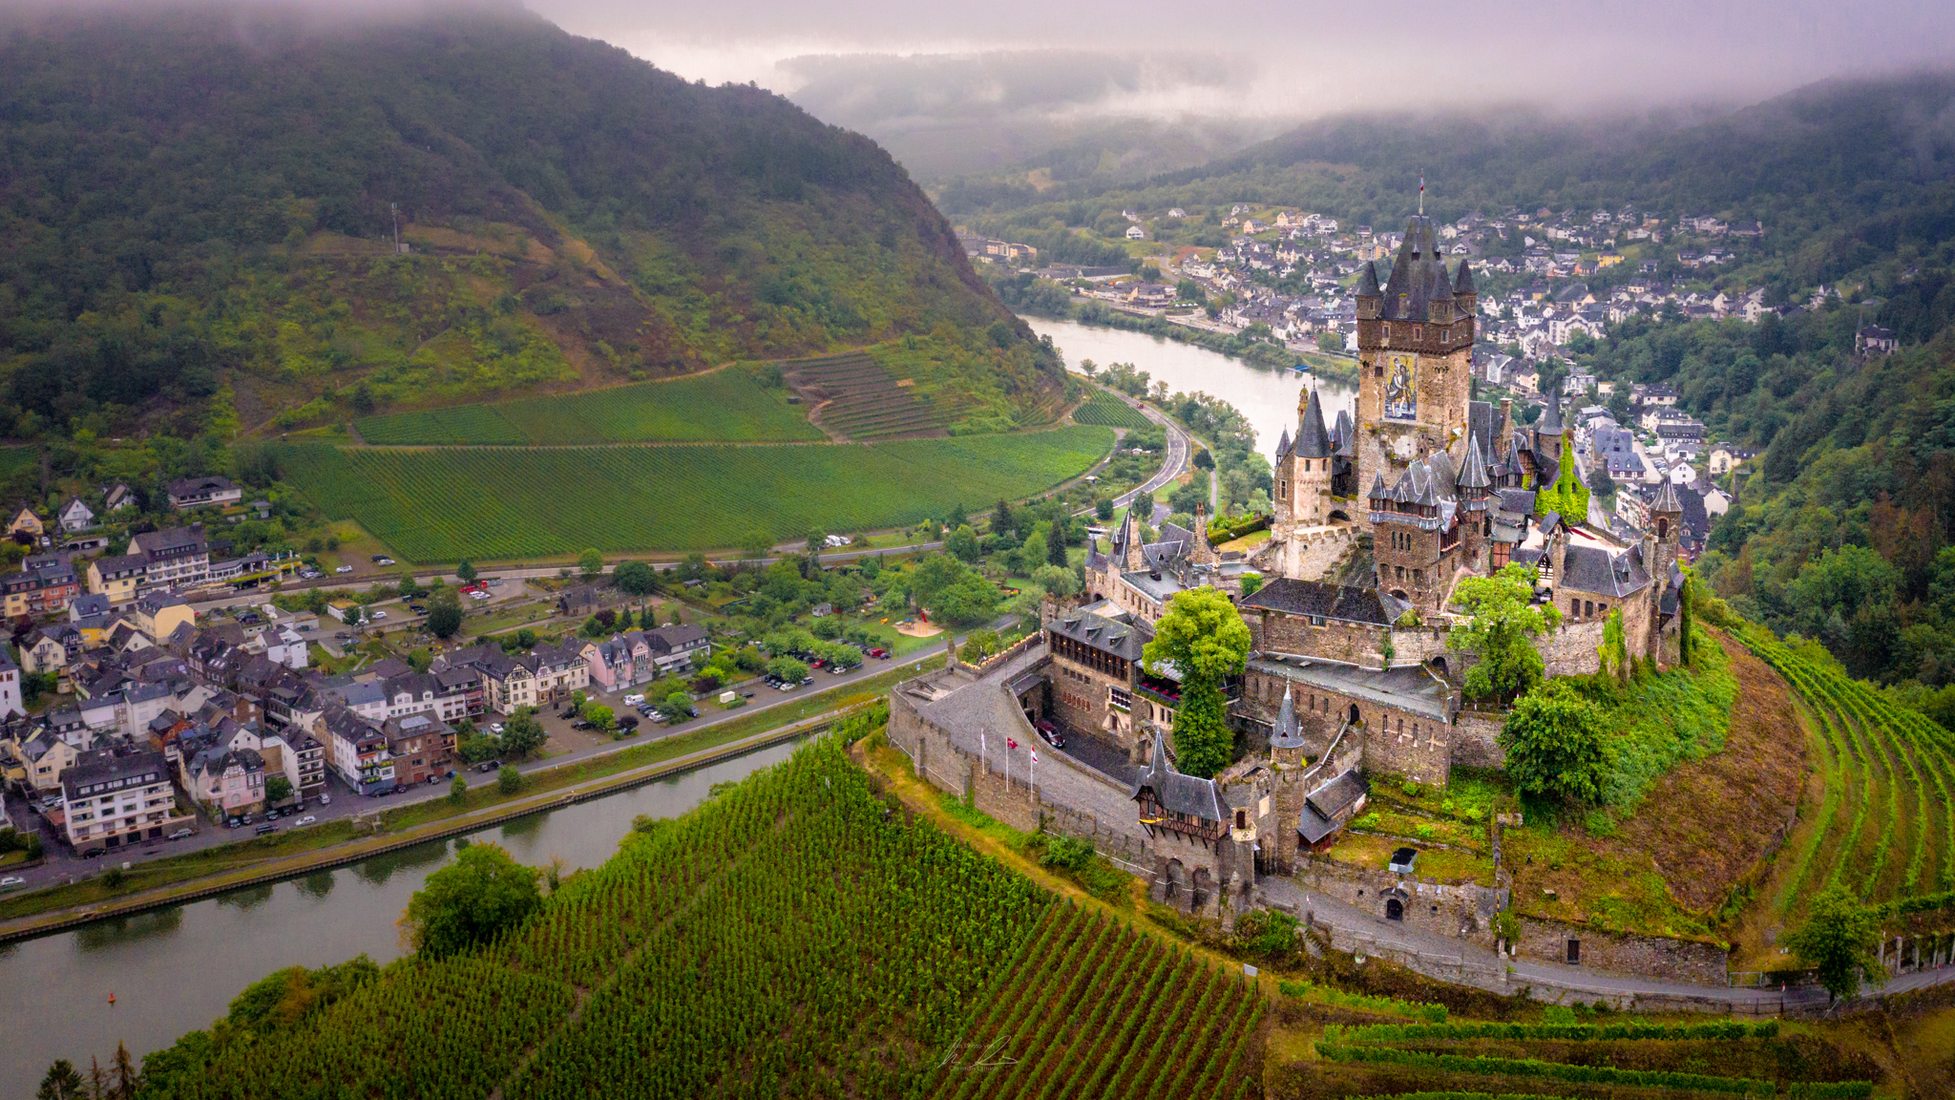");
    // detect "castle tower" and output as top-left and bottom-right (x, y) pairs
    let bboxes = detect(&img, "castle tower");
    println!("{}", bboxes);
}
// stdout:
(1533, 381), (1565, 474)
(1275, 386), (1335, 528)
(1456, 433), (1494, 570)
(1649, 476), (1683, 580)
(1354, 214), (1475, 495)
